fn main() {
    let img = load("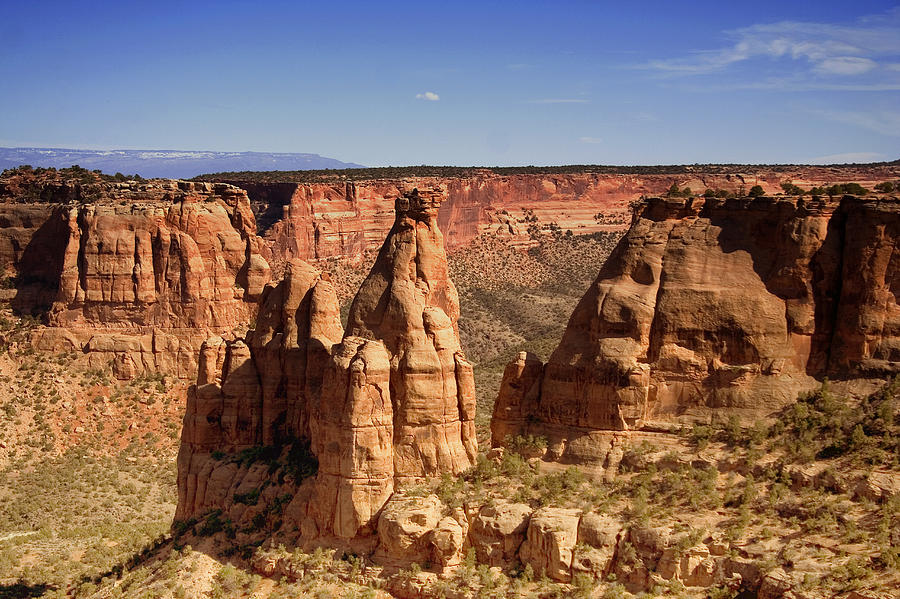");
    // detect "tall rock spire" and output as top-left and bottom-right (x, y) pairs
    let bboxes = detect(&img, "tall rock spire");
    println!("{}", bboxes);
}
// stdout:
(310, 183), (478, 539)
(343, 183), (477, 478)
